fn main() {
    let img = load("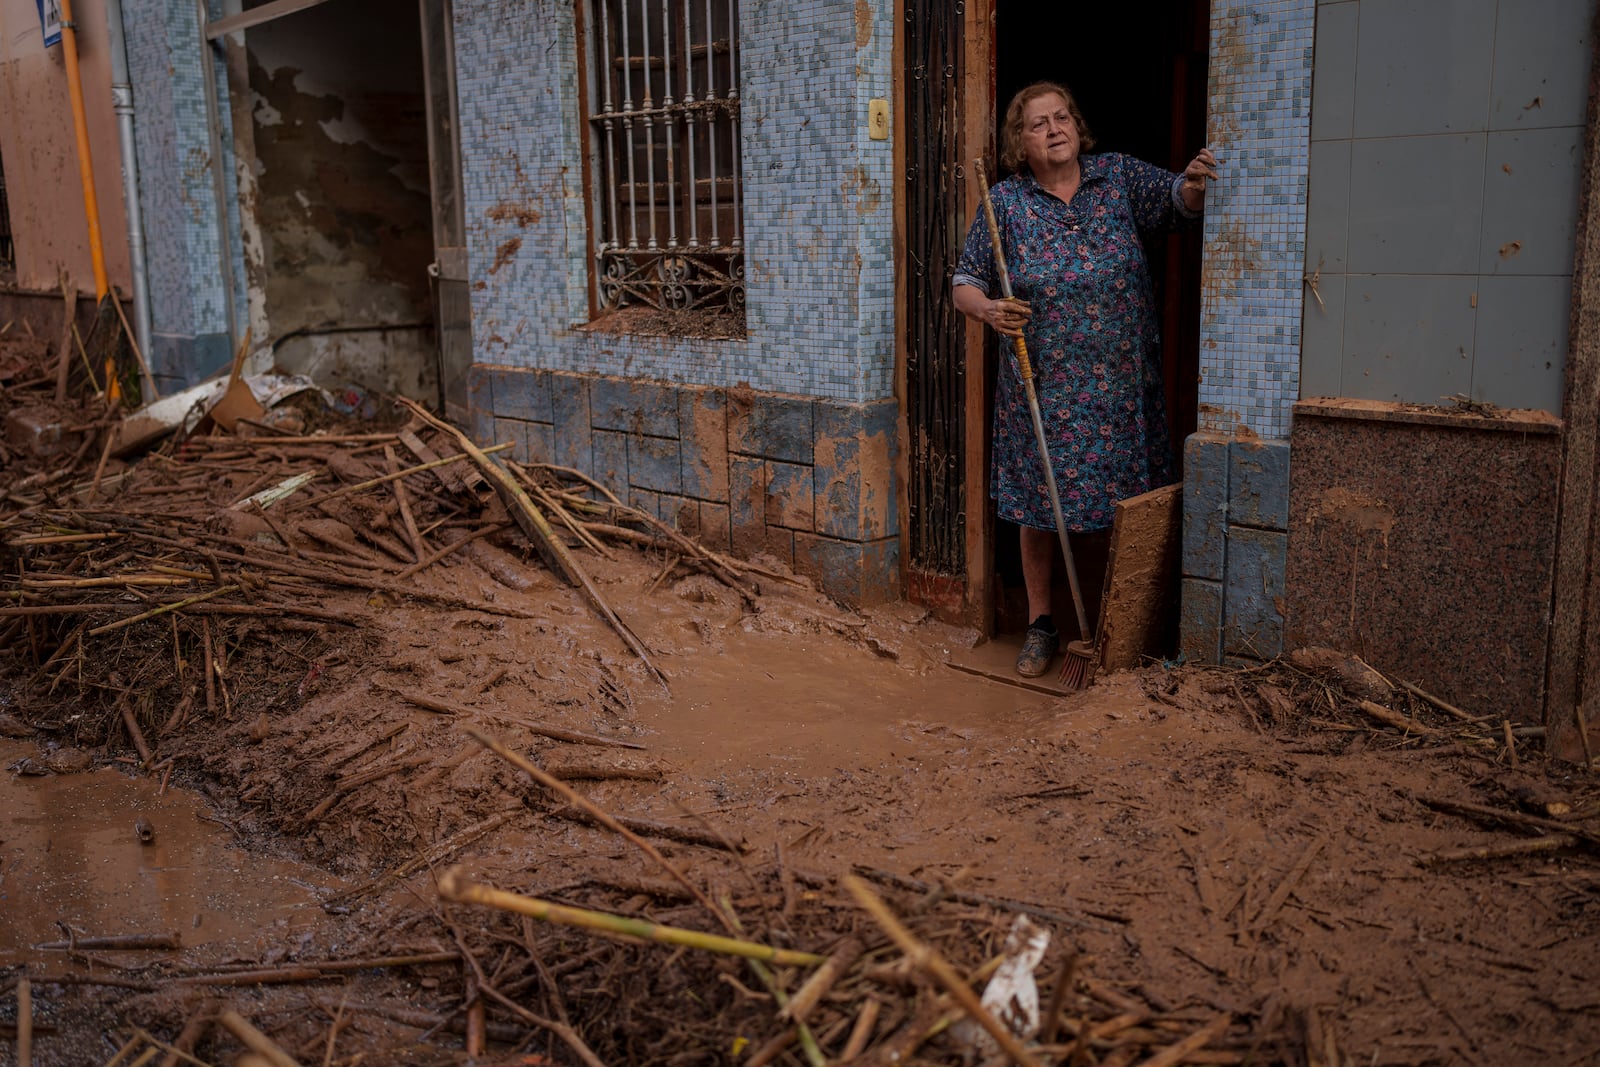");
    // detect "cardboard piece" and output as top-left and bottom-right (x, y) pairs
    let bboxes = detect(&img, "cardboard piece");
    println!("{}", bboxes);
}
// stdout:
(1094, 483), (1183, 673)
